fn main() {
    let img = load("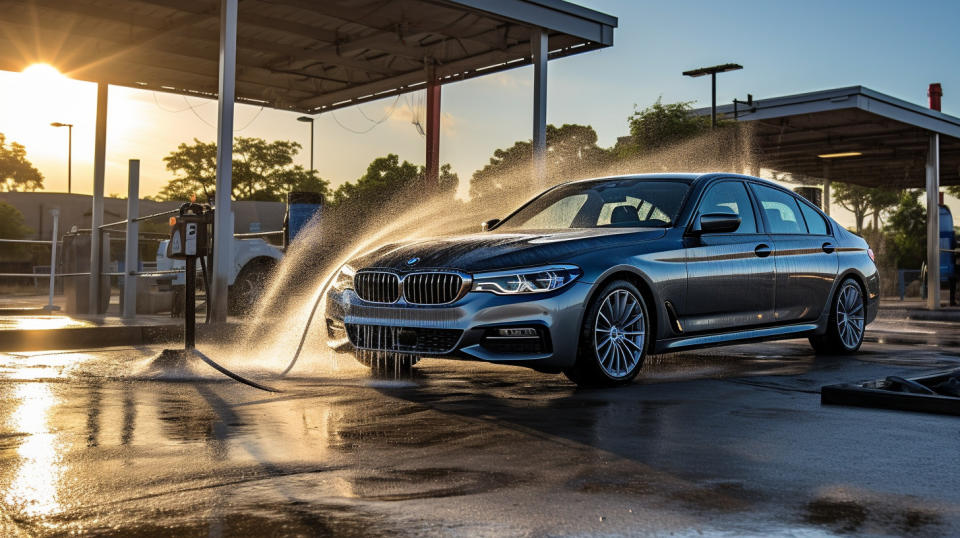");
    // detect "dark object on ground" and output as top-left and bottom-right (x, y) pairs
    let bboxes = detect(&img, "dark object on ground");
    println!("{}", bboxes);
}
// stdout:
(822, 370), (960, 416)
